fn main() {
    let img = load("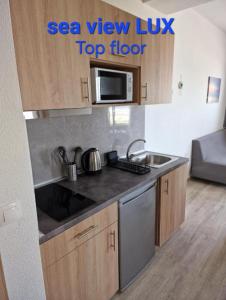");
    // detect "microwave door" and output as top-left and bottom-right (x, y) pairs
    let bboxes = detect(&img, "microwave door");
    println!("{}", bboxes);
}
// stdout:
(99, 71), (127, 103)
(91, 68), (133, 104)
